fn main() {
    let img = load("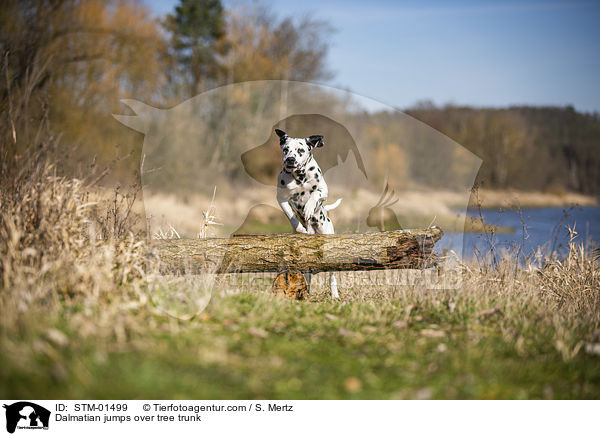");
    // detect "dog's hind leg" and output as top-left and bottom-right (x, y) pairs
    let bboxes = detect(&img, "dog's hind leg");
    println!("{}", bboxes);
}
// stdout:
(317, 219), (340, 299)
(329, 273), (339, 299)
